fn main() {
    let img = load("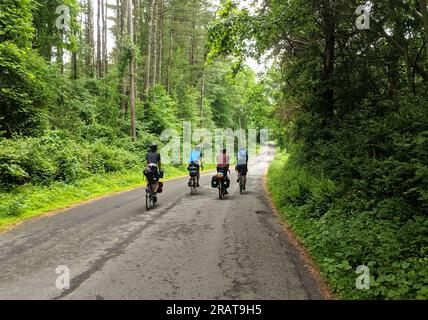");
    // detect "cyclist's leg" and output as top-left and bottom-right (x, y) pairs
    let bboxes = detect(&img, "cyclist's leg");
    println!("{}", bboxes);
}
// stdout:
(243, 166), (248, 189)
